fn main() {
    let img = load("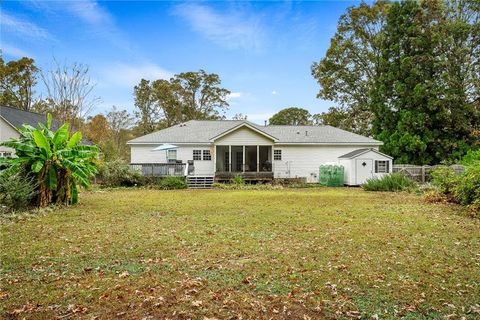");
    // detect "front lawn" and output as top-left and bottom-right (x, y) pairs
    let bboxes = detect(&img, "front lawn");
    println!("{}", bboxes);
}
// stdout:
(1, 188), (479, 319)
